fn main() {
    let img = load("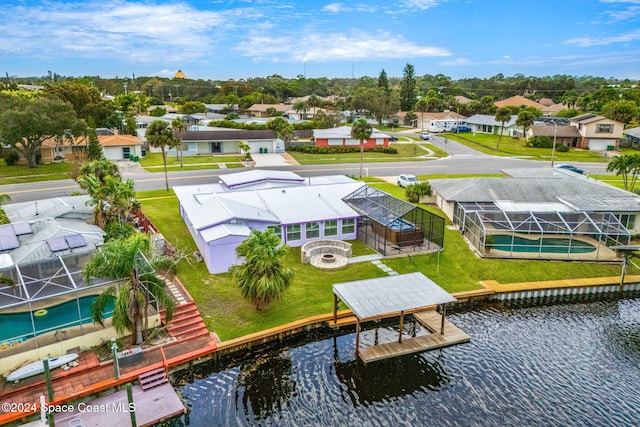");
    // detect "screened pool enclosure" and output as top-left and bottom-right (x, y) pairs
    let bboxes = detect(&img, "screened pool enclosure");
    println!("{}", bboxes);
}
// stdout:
(0, 250), (160, 351)
(454, 202), (630, 259)
(343, 186), (445, 256)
